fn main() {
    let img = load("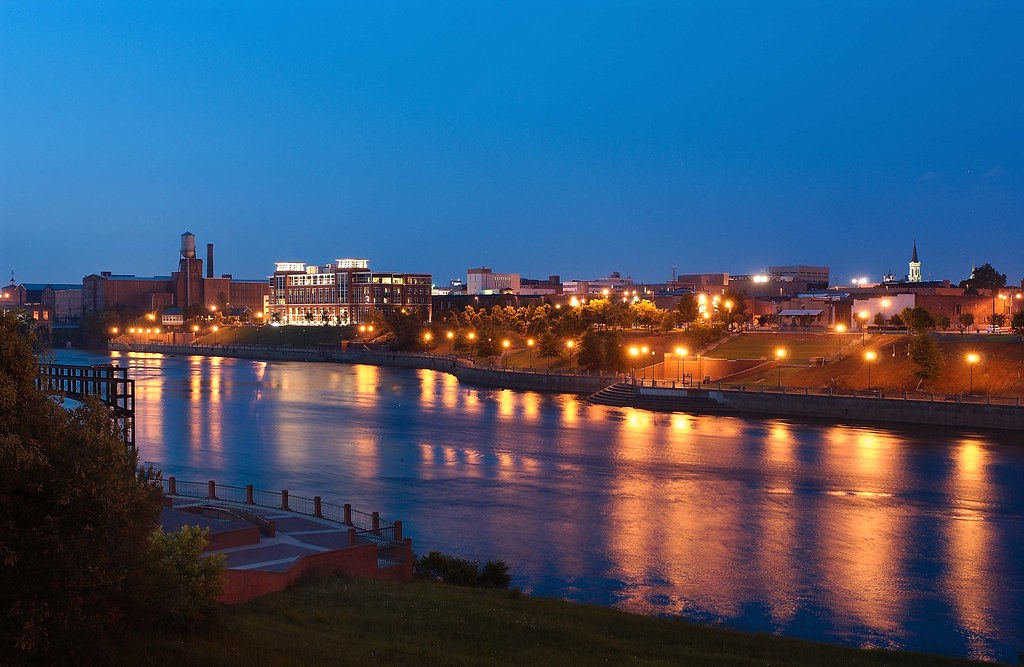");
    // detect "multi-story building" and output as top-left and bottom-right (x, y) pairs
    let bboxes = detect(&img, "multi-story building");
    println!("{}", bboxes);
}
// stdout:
(268, 259), (432, 325)
(467, 267), (521, 294)
(82, 232), (269, 317)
